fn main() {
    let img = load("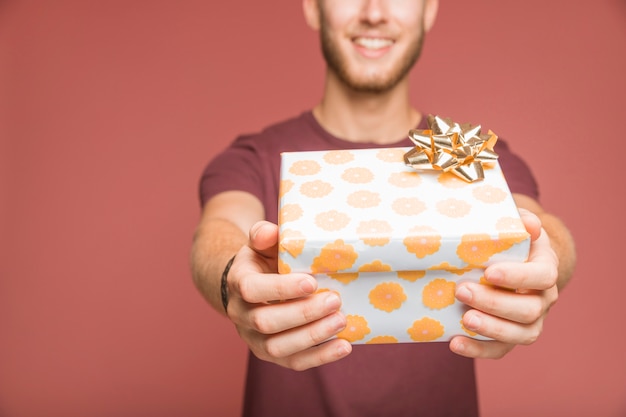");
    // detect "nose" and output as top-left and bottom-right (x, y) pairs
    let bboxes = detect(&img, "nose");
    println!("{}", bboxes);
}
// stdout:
(359, 0), (387, 25)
